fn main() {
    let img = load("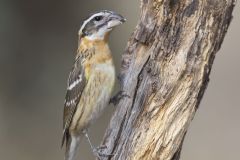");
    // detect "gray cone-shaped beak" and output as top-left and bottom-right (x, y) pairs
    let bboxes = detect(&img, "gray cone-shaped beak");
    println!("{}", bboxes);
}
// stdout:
(111, 12), (126, 23)
(107, 12), (126, 29)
